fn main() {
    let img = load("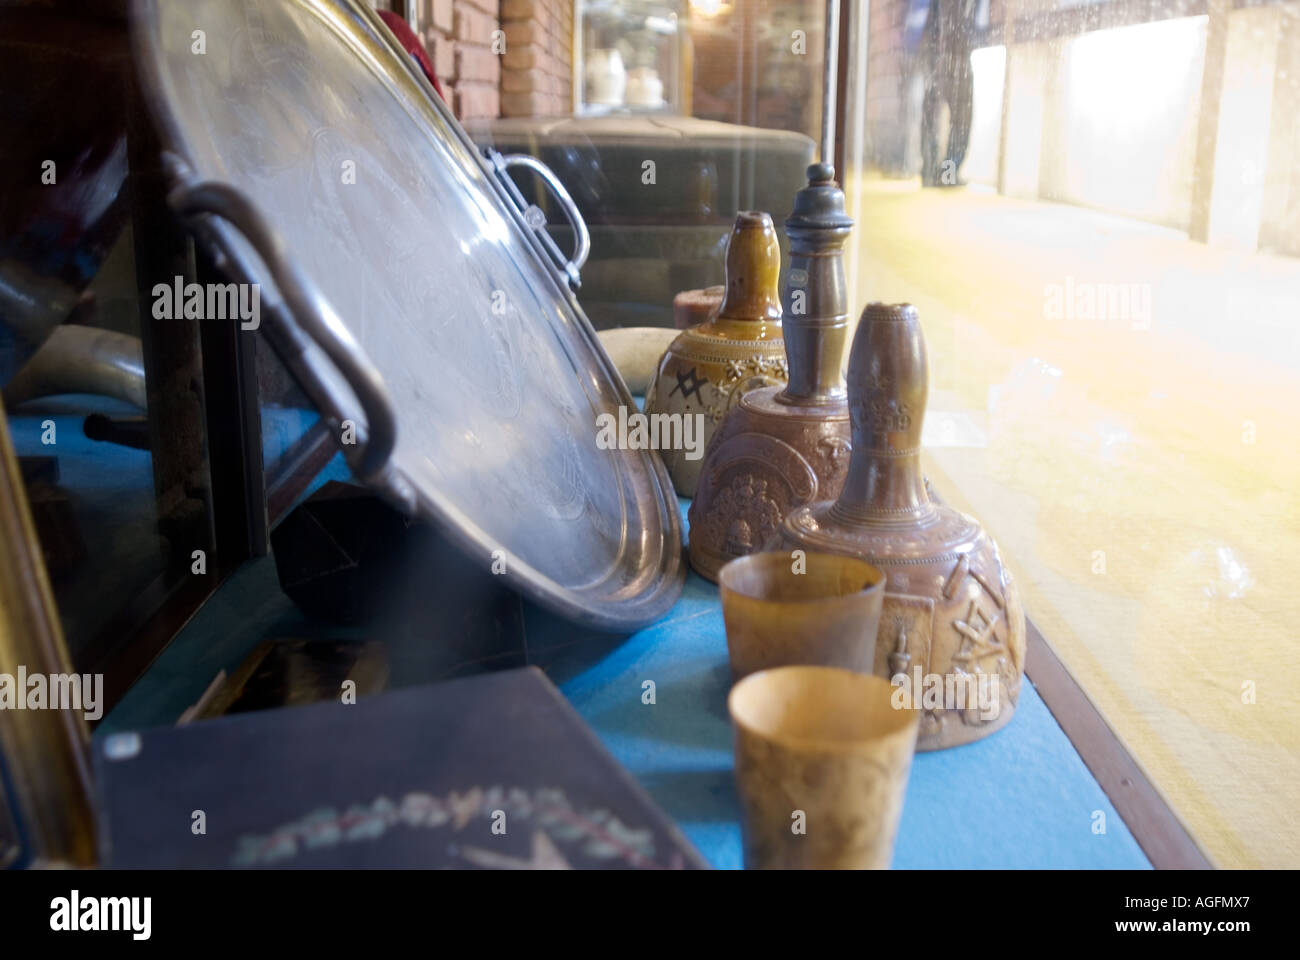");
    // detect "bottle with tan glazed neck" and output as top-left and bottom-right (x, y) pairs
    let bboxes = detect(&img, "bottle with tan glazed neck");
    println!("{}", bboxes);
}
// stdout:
(769, 302), (1026, 751)
(644, 211), (787, 497)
